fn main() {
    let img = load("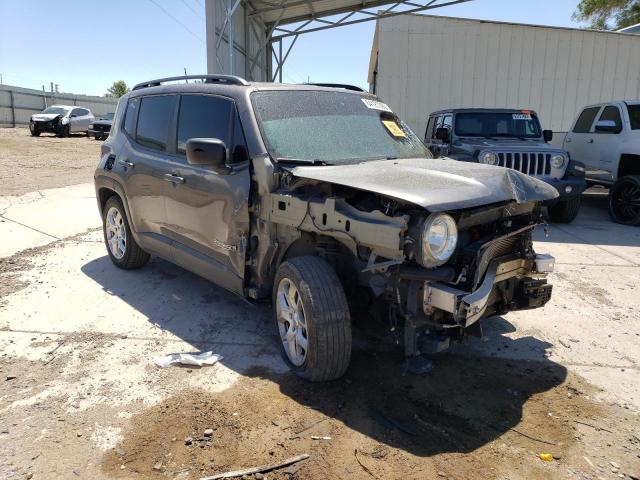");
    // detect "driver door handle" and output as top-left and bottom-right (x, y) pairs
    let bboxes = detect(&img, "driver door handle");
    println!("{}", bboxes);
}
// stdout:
(118, 159), (135, 168)
(164, 173), (185, 184)
(587, 138), (594, 143)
